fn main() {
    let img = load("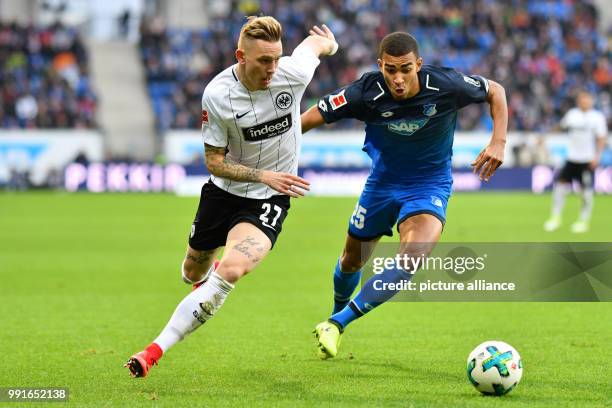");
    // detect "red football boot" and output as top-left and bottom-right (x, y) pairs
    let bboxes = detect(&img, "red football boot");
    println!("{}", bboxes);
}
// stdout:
(124, 343), (163, 378)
